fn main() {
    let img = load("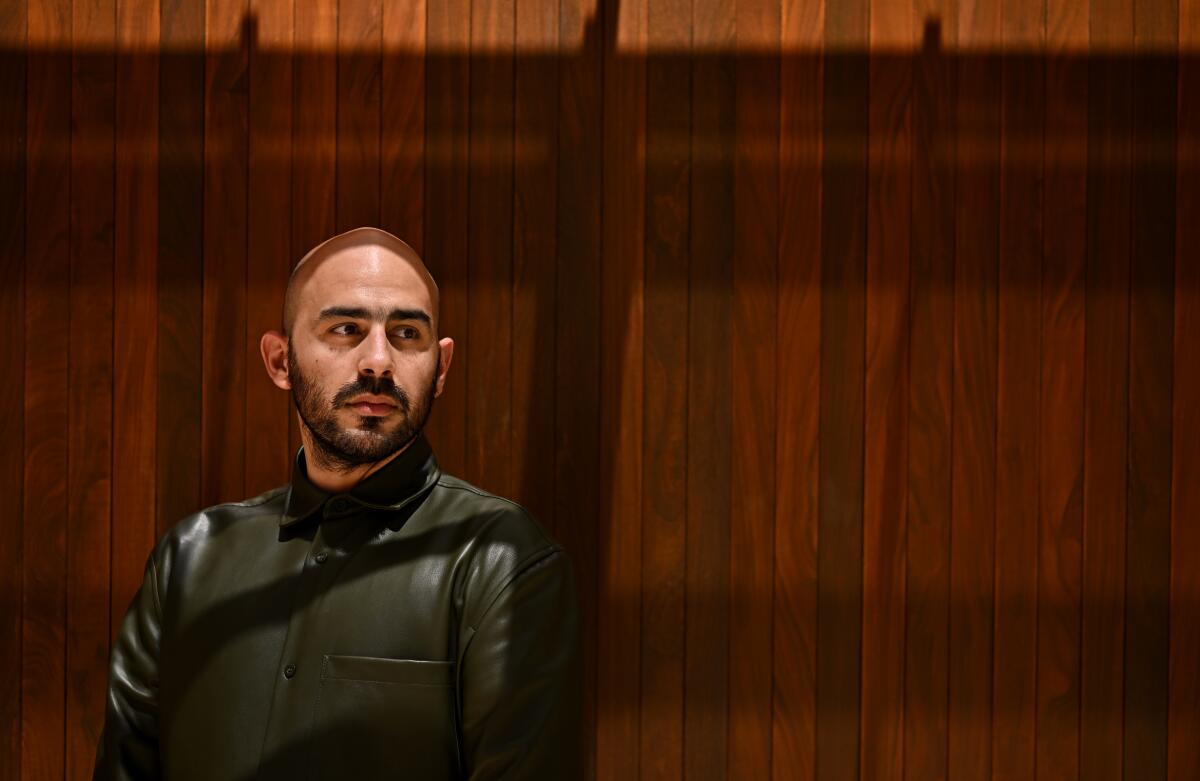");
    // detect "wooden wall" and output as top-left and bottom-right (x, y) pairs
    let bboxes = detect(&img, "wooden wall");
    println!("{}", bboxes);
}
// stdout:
(1, 0), (1198, 779)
